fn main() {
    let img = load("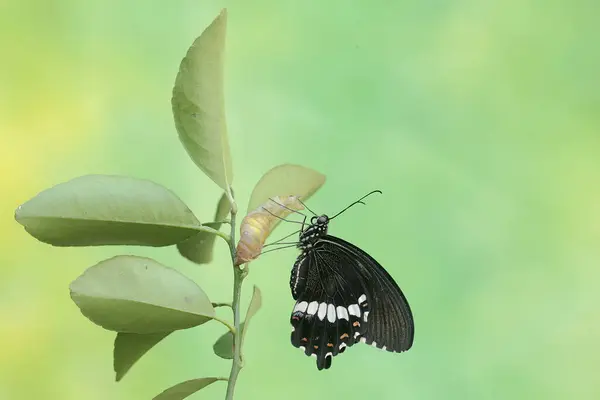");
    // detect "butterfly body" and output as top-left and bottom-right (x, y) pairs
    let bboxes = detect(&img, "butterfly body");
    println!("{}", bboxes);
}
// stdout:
(289, 214), (414, 370)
